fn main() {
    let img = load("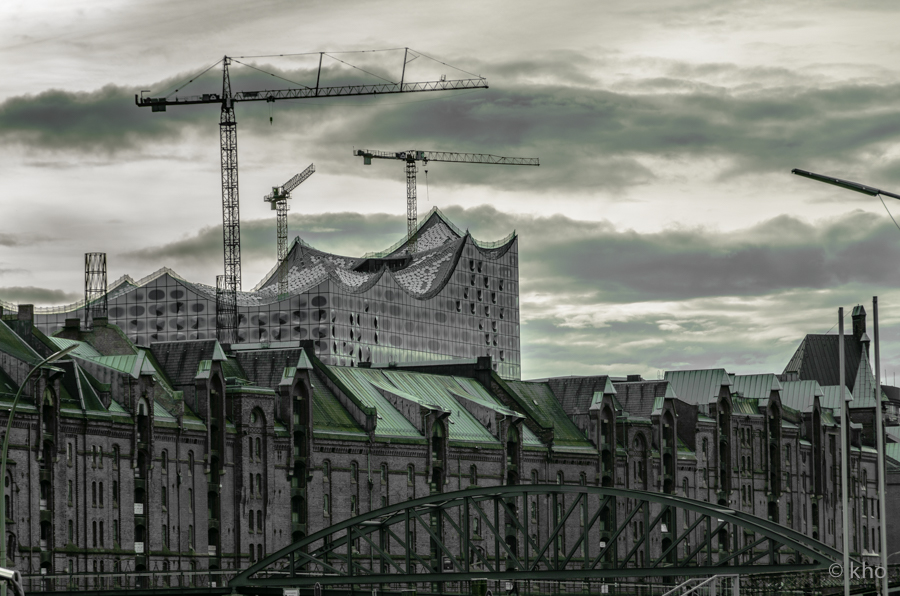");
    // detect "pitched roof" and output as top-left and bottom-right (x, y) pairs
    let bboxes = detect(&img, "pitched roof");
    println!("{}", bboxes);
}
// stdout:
(612, 380), (672, 419)
(0, 319), (41, 365)
(502, 379), (596, 452)
(779, 380), (823, 413)
(783, 334), (861, 390)
(731, 373), (781, 399)
(544, 375), (616, 419)
(151, 340), (222, 387)
(308, 368), (366, 437)
(664, 369), (731, 406)
(235, 348), (309, 389)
